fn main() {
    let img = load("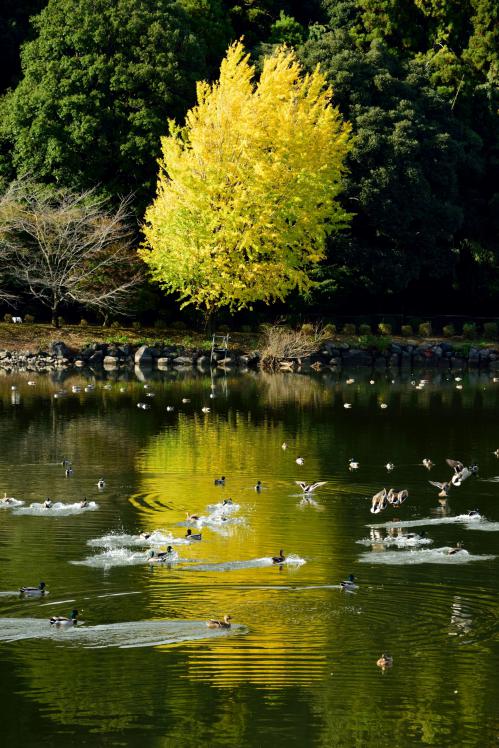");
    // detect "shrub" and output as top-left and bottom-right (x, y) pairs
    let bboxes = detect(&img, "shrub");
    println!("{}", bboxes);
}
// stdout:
(418, 321), (432, 337)
(378, 322), (392, 336)
(400, 324), (413, 336)
(462, 322), (477, 339)
(359, 323), (372, 335)
(24, 314), (35, 323)
(342, 323), (356, 335)
(110, 320), (120, 329)
(171, 320), (187, 331)
(442, 324), (455, 337)
(260, 323), (327, 370)
(154, 319), (167, 330)
(301, 323), (314, 336)
(57, 316), (65, 327)
(483, 321), (498, 340)
(79, 318), (89, 327)
(323, 323), (336, 337)
(132, 321), (141, 330)
(3, 313), (12, 322)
